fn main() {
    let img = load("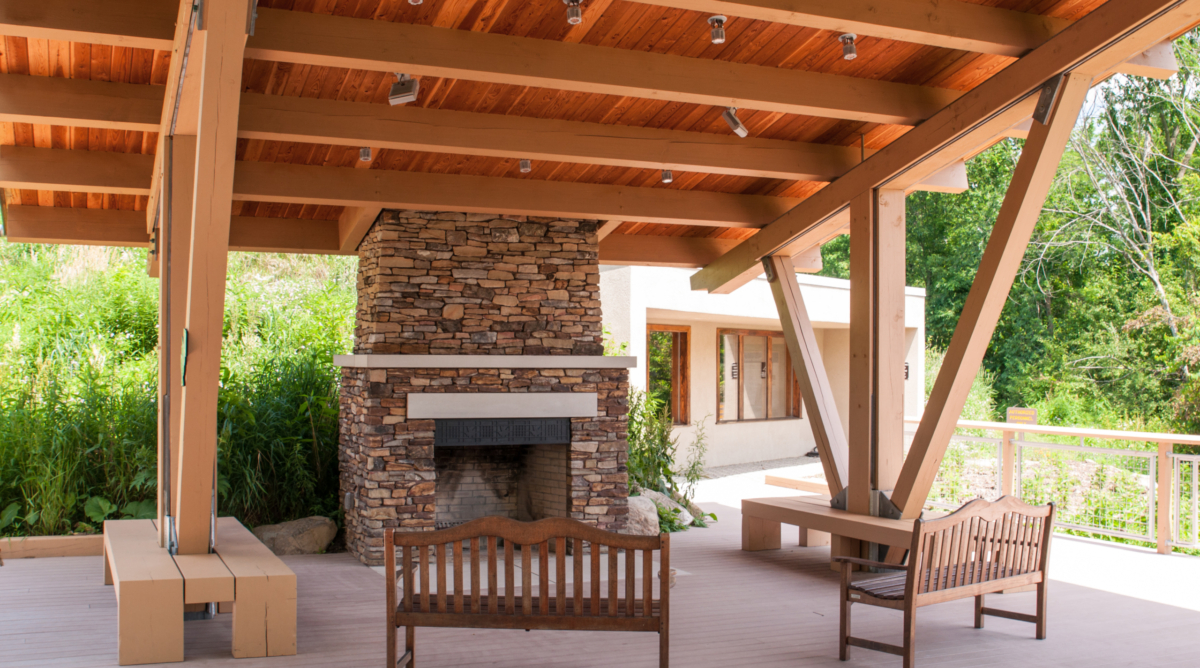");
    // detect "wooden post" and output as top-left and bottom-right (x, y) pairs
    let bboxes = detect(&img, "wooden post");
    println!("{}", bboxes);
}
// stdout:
(765, 254), (848, 494)
(156, 135), (196, 548)
(173, 0), (250, 555)
(1001, 430), (1016, 497)
(848, 191), (874, 516)
(1157, 441), (1173, 554)
(890, 72), (1093, 519)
